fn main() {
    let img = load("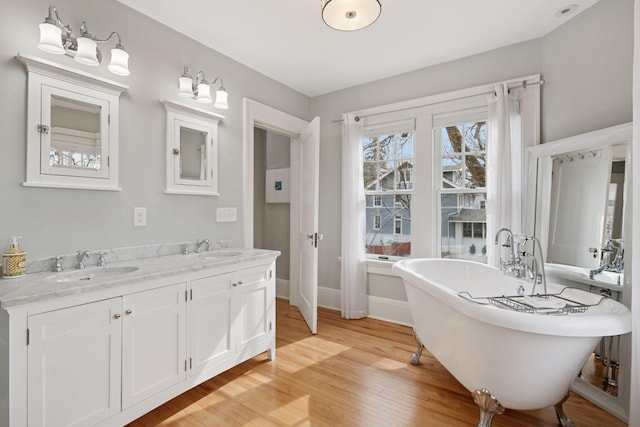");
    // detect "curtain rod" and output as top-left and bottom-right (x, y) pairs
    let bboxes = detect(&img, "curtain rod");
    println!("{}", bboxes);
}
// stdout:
(330, 79), (545, 124)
